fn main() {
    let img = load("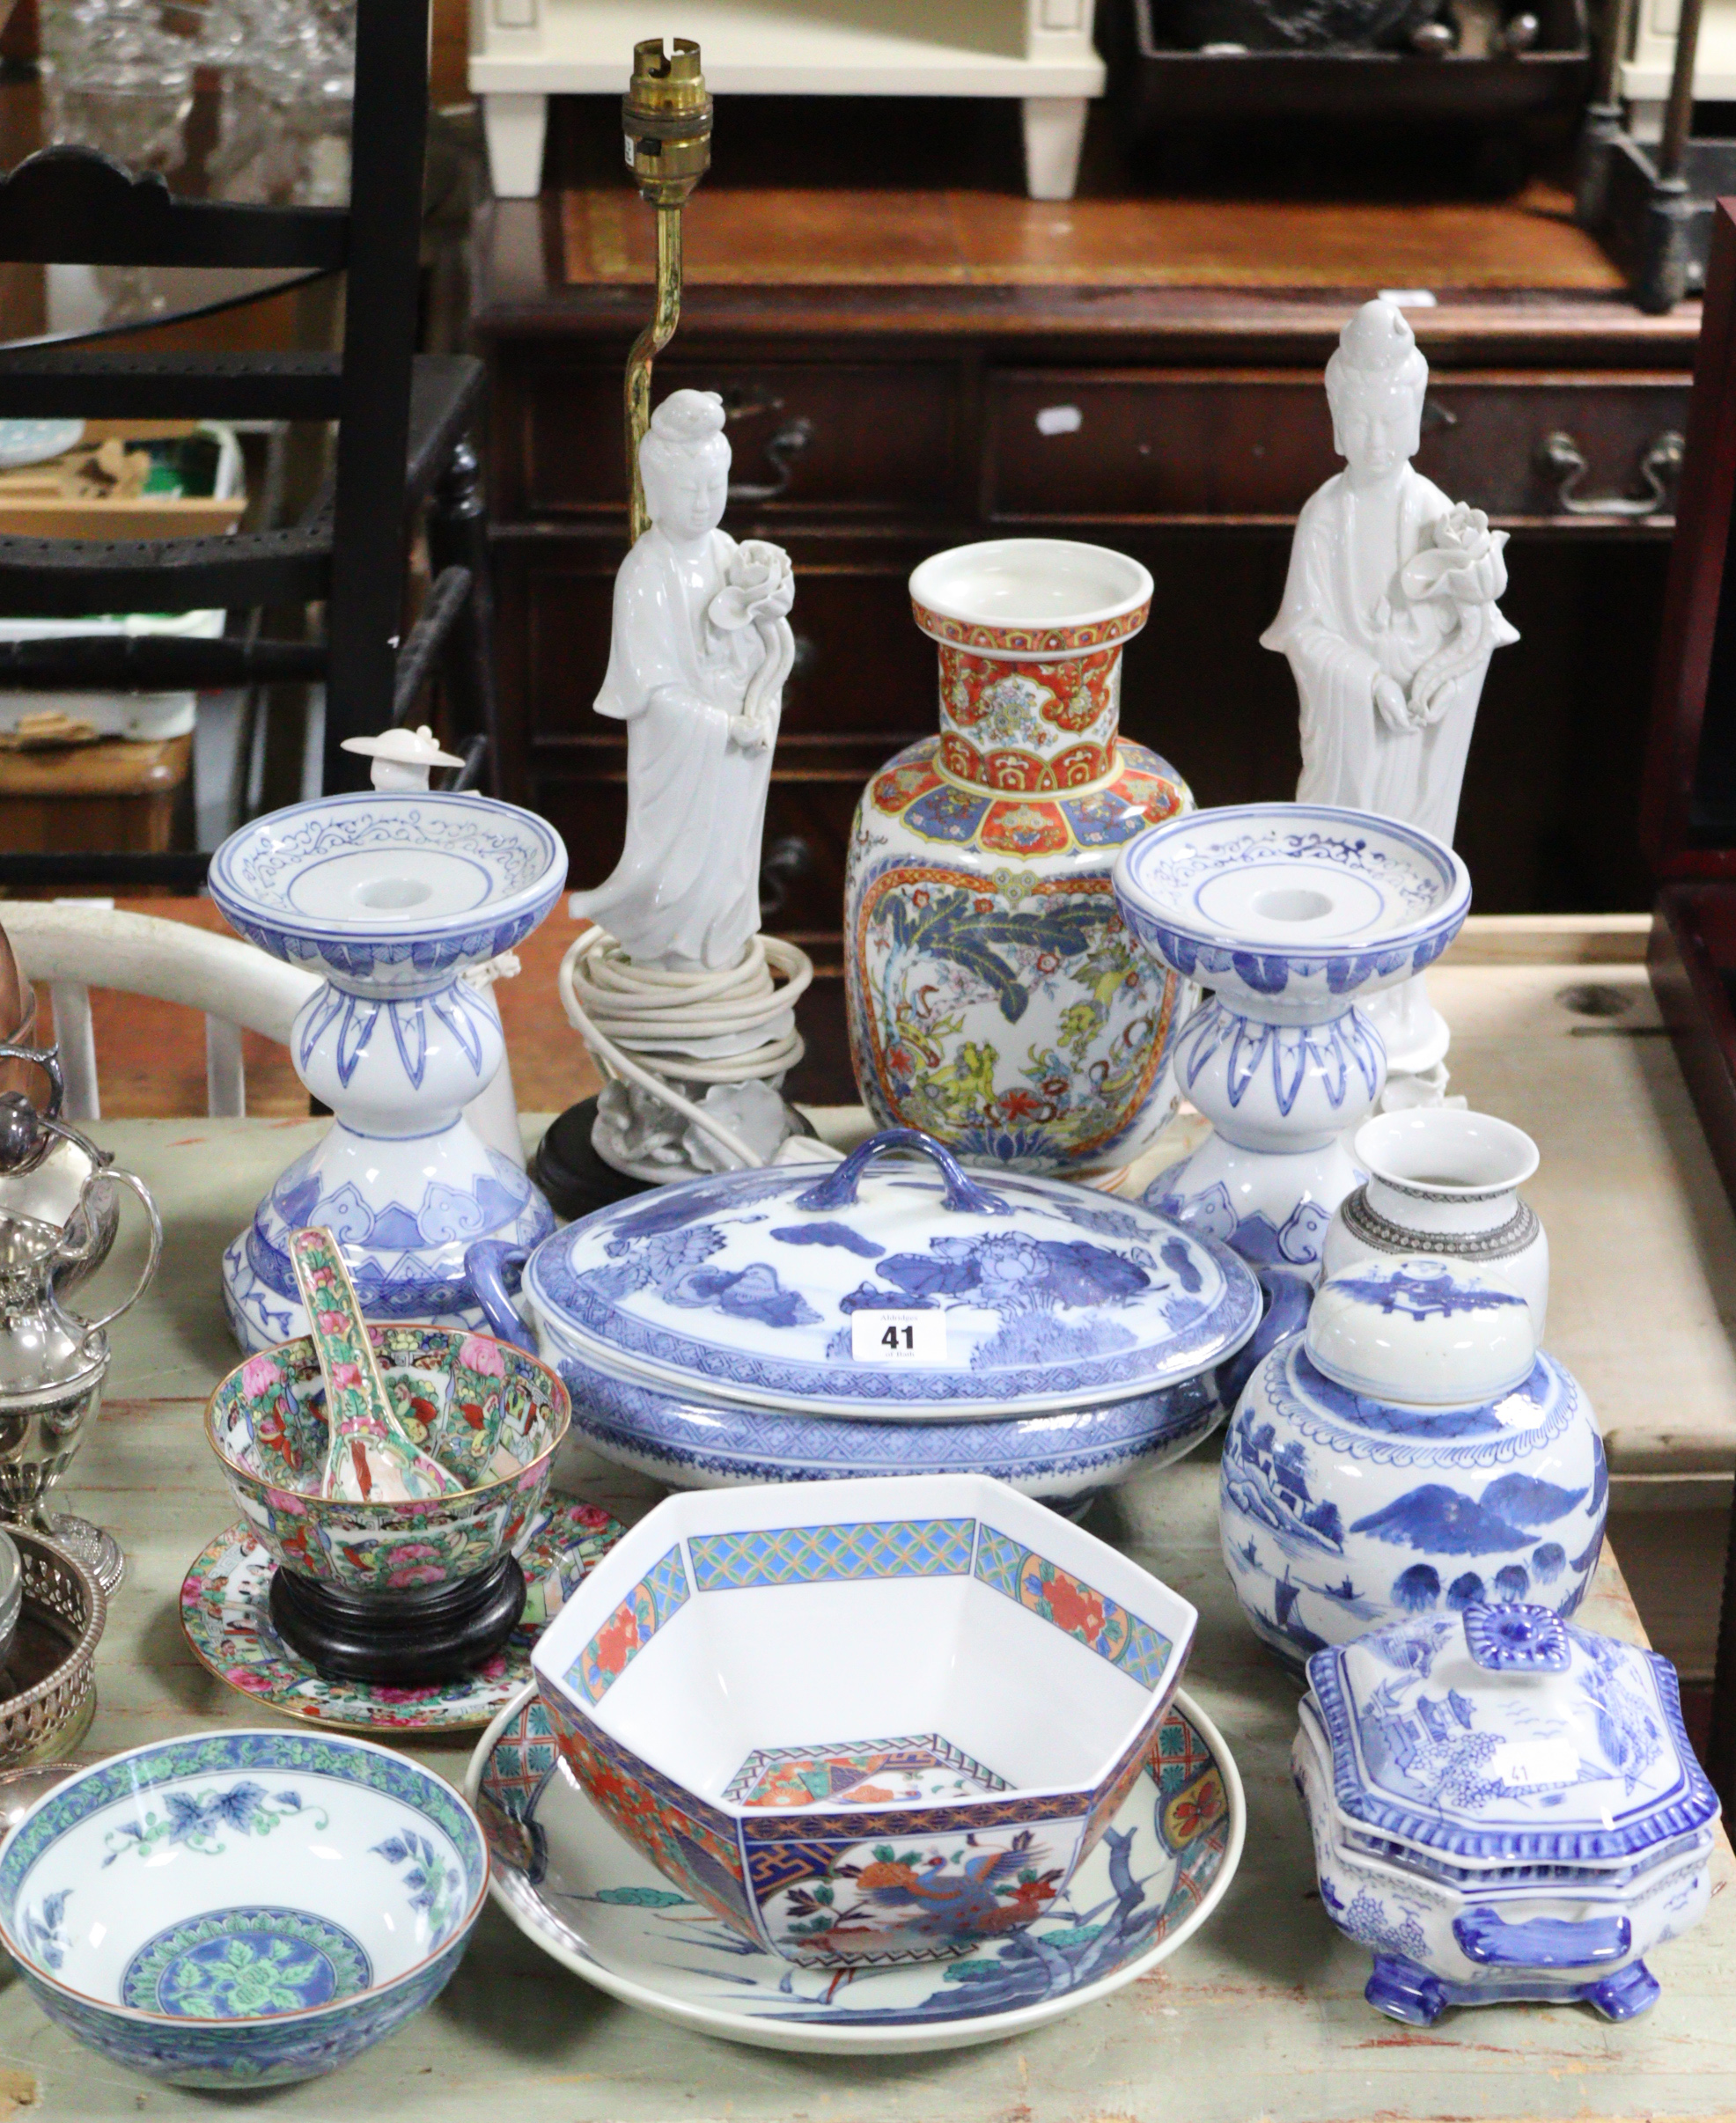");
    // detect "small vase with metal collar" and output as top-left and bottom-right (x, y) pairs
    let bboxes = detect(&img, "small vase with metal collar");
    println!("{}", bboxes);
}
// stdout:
(0, 1084), (162, 1595)
(1322, 1107), (1549, 1335)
